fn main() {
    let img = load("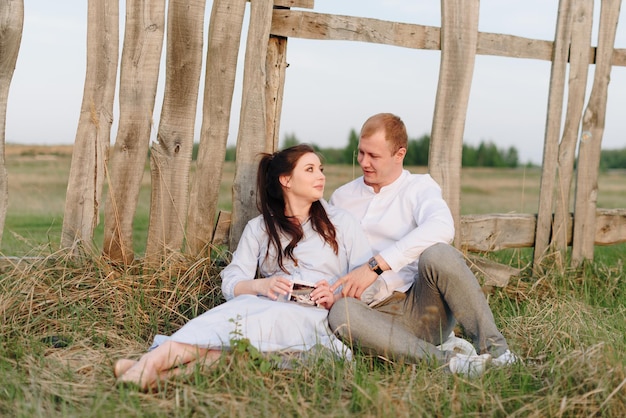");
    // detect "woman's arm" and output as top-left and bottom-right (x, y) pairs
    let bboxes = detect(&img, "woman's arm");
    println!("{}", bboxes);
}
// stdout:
(234, 275), (293, 301)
